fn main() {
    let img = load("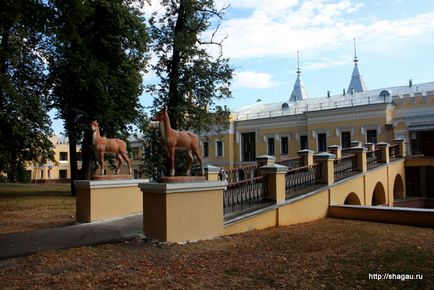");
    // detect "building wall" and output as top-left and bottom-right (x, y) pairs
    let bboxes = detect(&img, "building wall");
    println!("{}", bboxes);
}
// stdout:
(202, 90), (434, 170)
